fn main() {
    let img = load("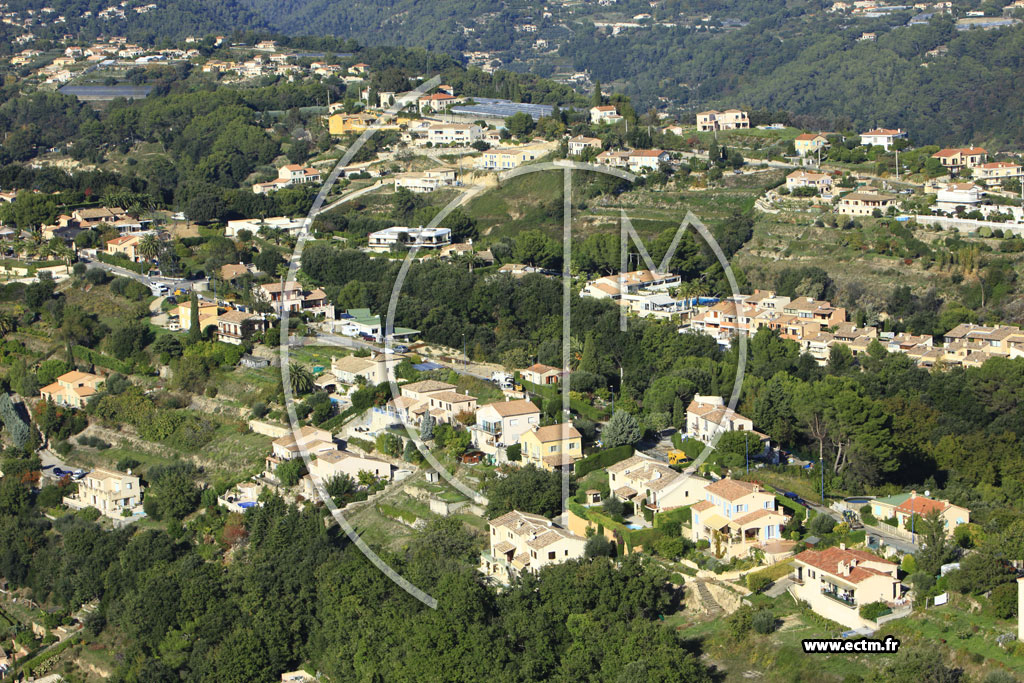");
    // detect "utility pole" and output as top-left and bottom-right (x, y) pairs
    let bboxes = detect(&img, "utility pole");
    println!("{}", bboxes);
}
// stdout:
(745, 433), (749, 474)
(895, 147), (900, 181)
